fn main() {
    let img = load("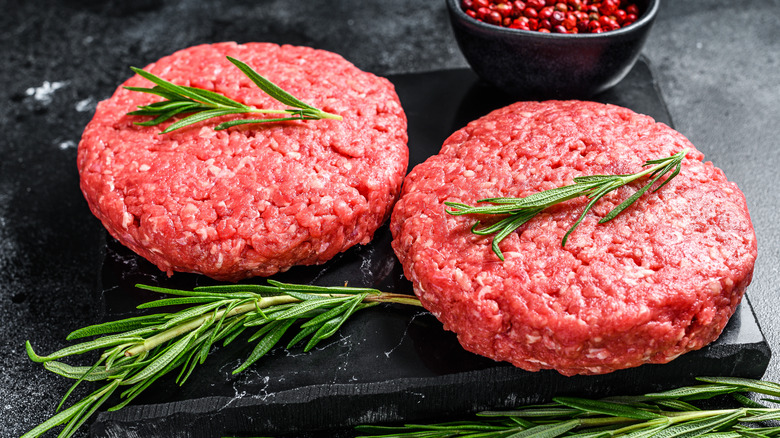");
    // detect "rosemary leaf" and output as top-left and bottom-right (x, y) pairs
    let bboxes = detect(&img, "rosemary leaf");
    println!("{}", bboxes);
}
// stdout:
(645, 384), (739, 401)
(697, 377), (780, 397)
(136, 283), (256, 298)
(731, 393), (768, 409)
(553, 397), (661, 420)
(268, 295), (354, 320)
(226, 56), (316, 110)
(136, 296), (221, 308)
(233, 319), (296, 374)
(618, 421), (673, 438)
(479, 407), (580, 418)
(653, 410), (746, 438)
(740, 411), (780, 422)
(656, 399), (703, 412)
(286, 323), (321, 350)
(66, 313), (164, 340)
(734, 425), (780, 437)
(26, 336), (144, 362)
(43, 361), (120, 381)
(507, 419), (581, 438)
